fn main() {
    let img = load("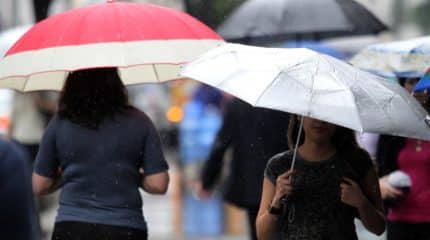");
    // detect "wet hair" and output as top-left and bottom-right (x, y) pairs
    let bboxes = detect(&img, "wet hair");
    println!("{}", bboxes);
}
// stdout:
(58, 68), (131, 129)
